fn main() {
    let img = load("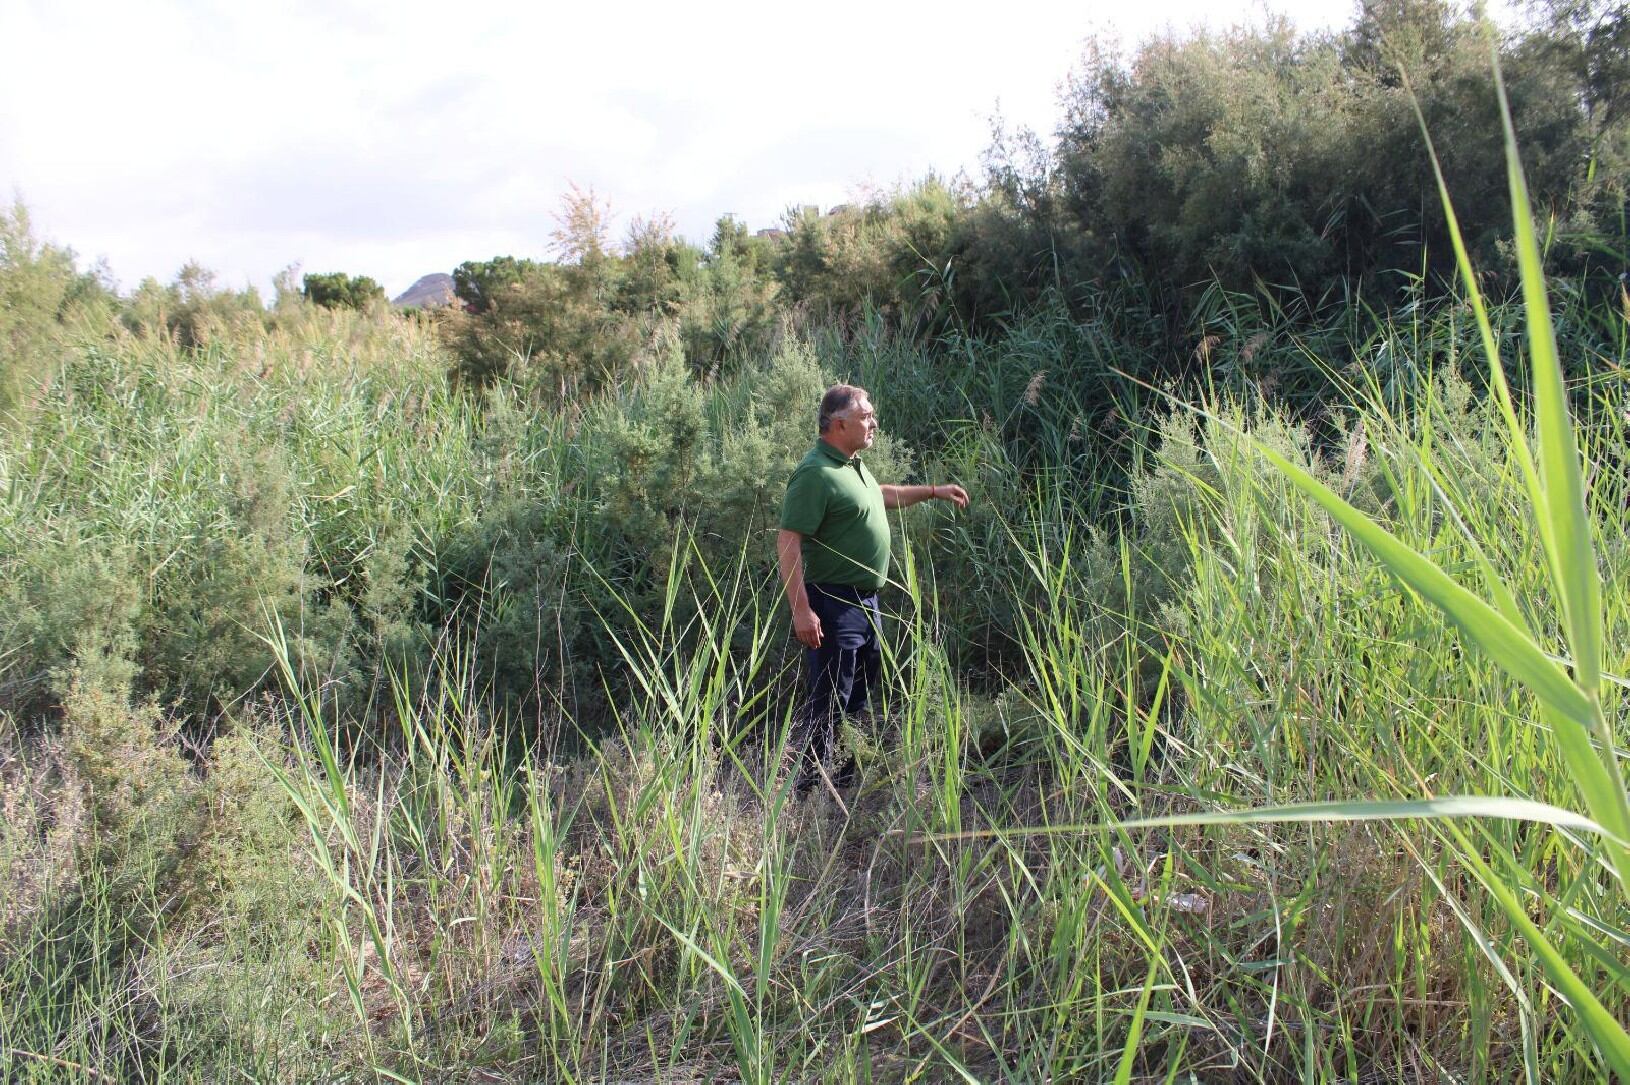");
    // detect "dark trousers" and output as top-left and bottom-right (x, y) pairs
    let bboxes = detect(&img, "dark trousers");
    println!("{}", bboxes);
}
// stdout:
(797, 583), (882, 782)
